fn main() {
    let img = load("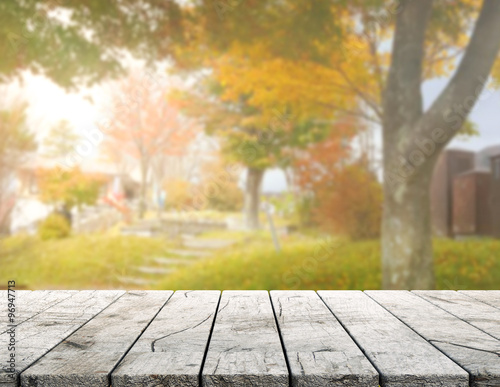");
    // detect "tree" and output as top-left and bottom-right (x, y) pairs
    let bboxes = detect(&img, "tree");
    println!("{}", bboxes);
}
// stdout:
(43, 120), (80, 160)
(167, 0), (500, 288)
(37, 167), (103, 224)
(0, 102), (36, 234)
(104, 72), (198, 218)
(0, 1), (182, 89)
(176, 76), (334, 229)
(293, 116), (383, 239)
(381, 0), (500, 289)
